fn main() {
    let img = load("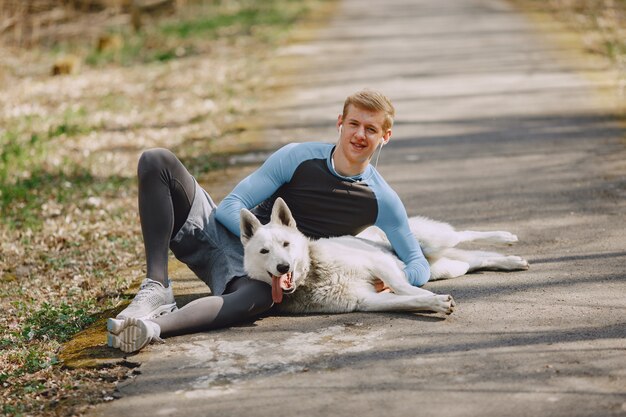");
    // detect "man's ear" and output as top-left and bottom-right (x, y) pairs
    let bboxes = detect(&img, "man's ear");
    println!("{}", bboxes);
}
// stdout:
(336, 114), (343, 131)
(382, 129), (392, 145)
(270, 198), (297, 229)
(240, 208), (262, 245)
